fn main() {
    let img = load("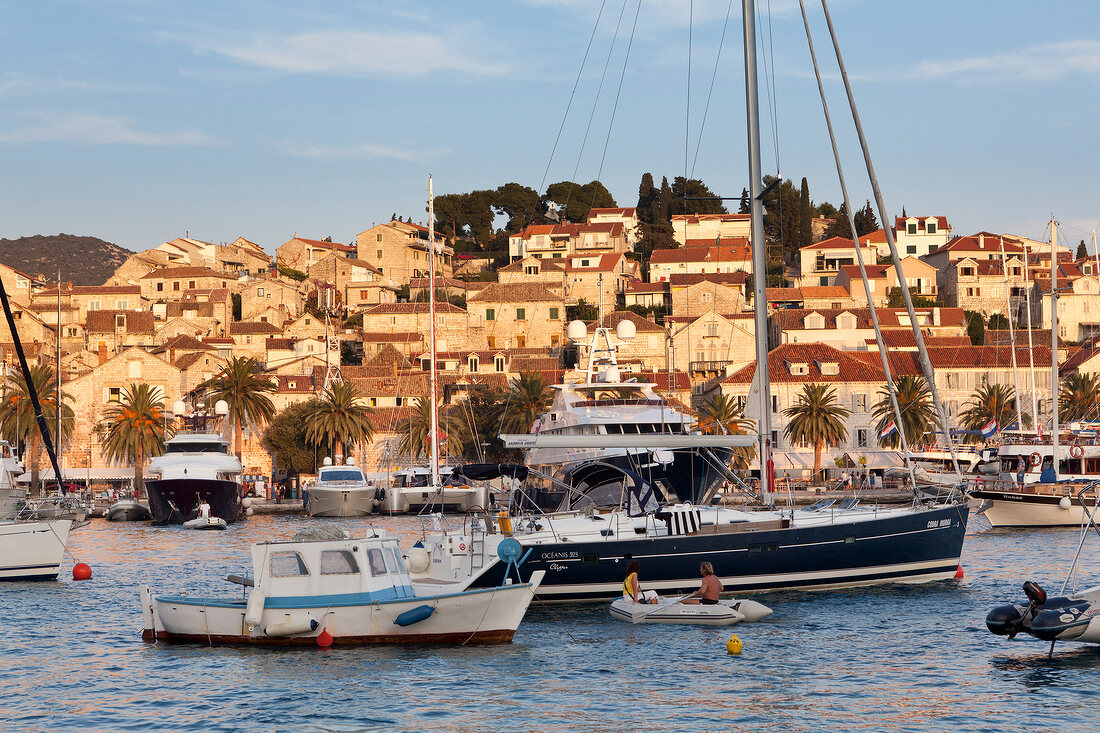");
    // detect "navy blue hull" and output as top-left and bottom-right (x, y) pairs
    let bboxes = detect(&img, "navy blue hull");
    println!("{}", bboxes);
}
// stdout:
(146, 478), (242, 526)
(474, 504), (969, 601)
